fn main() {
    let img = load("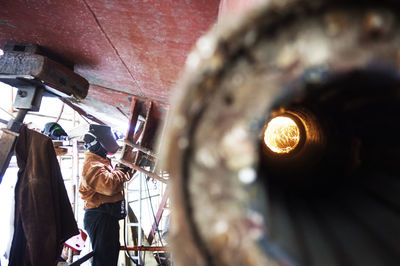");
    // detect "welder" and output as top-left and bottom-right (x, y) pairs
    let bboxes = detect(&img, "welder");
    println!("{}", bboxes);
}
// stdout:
(79, 124), (132, 266)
